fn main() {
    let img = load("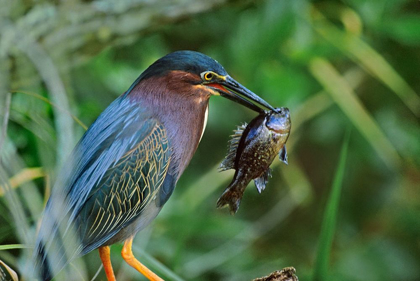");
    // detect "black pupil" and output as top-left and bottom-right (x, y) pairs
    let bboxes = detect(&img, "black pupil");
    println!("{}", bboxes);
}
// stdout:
(206, 73), (213, 80)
